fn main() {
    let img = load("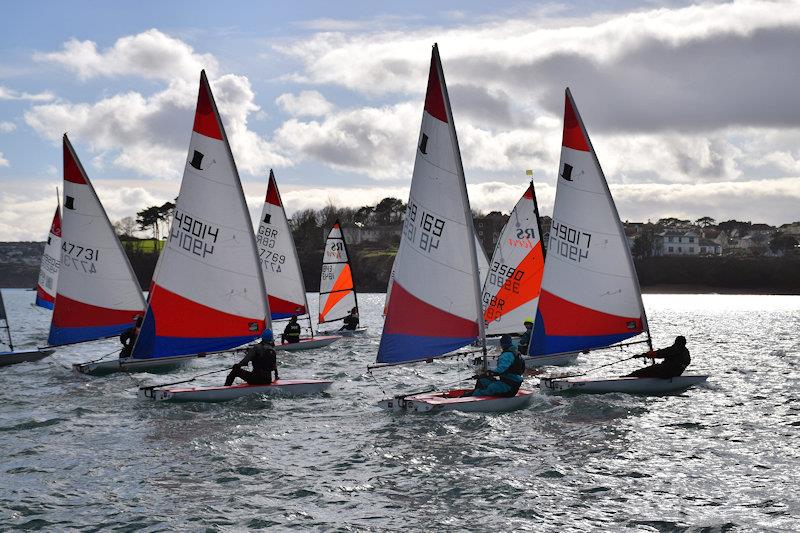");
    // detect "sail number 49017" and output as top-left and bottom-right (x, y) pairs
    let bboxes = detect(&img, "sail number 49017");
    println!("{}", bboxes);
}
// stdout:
(403, 200), (446, 254)
(549, 220), (591, 263)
